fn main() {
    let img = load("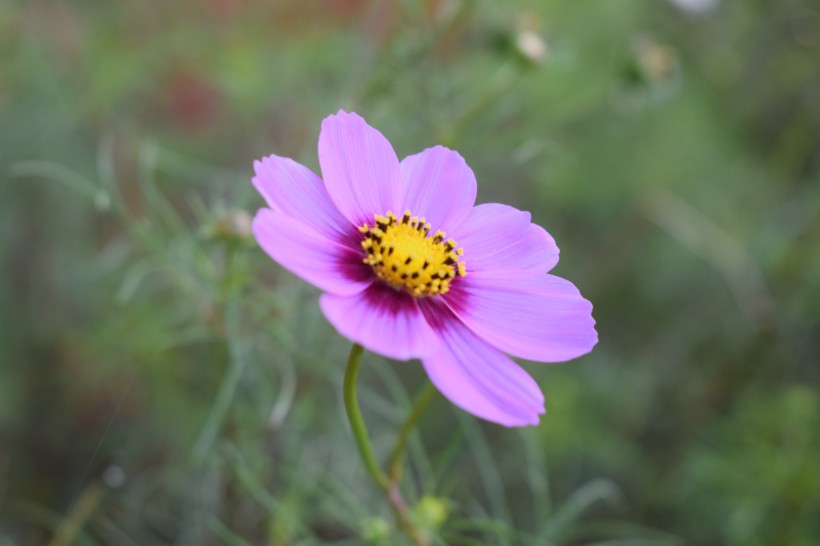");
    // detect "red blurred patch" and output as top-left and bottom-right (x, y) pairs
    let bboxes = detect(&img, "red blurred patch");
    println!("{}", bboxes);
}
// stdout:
(209, 0), (249, 21)
(328, 0), (367, 18)
(164, 70), (222, 128)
